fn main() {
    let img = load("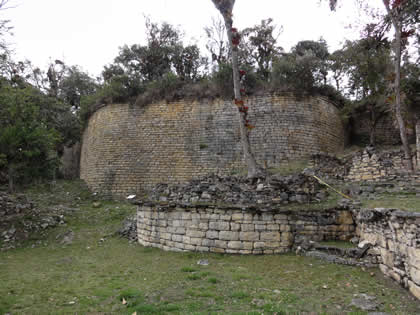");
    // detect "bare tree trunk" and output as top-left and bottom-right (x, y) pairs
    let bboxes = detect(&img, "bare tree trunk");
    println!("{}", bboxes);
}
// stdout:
(369, 104), (376, 146)
(211, 0), (262, 178)
(383, 1), (414, 171)
(416, 115), (420, 169)
(8, 164), (14, 193)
